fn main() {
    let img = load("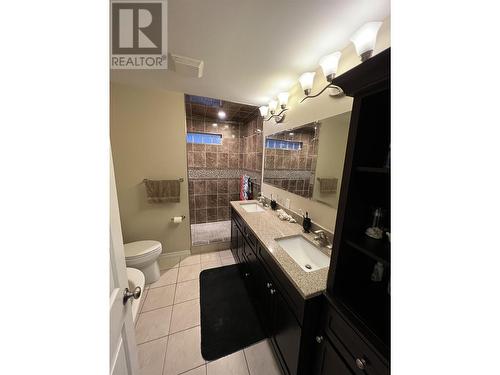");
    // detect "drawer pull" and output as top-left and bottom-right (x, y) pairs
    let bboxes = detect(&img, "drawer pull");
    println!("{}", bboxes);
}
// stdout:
(355, 358), (367, 370)
(315, 336), (324, 344)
